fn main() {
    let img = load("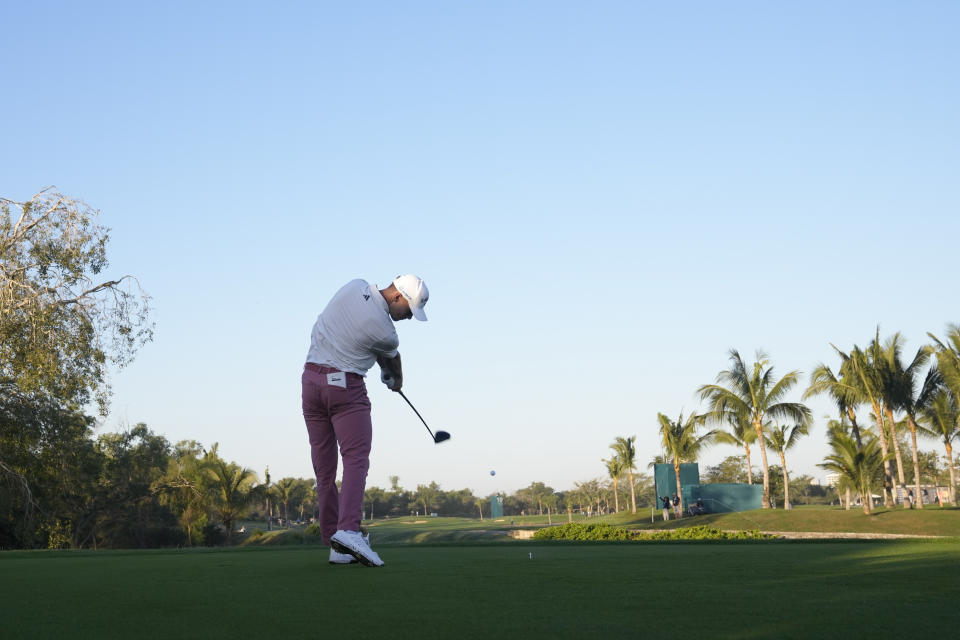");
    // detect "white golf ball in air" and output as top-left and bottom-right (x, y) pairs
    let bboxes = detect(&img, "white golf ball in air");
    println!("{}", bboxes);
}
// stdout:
(490, 470), (496, 476)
